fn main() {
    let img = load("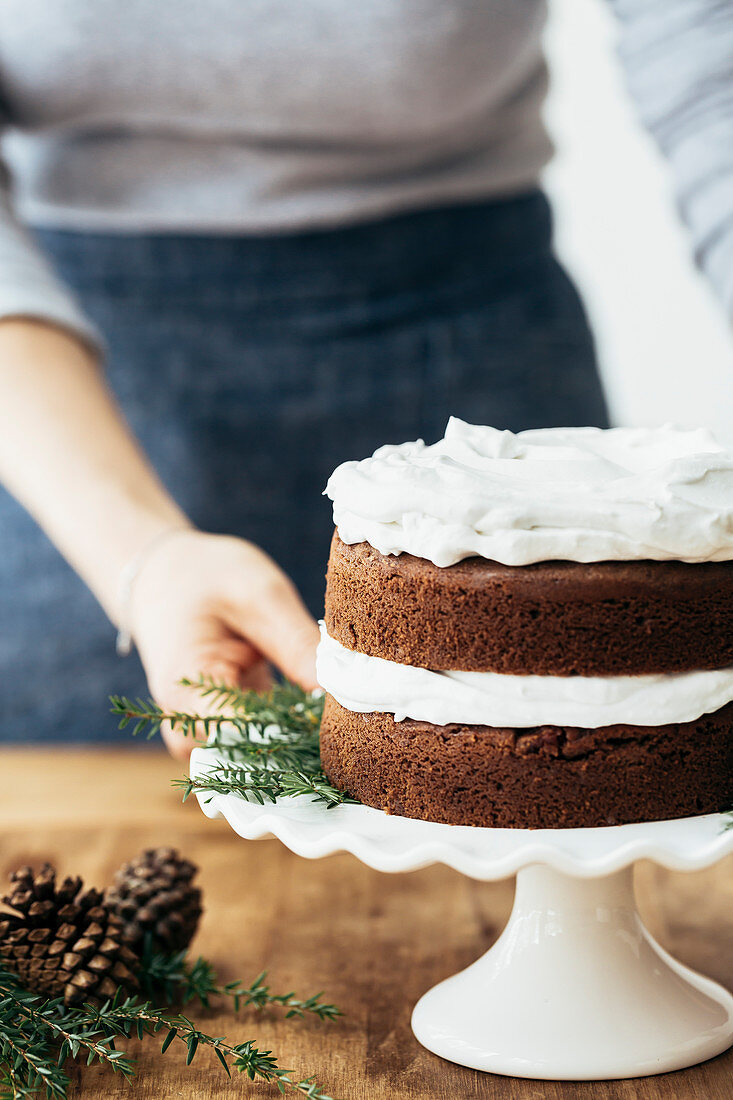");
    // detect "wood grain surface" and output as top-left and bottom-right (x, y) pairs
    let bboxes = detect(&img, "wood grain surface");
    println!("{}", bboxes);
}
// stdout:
(1, 748), (731, 1099)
